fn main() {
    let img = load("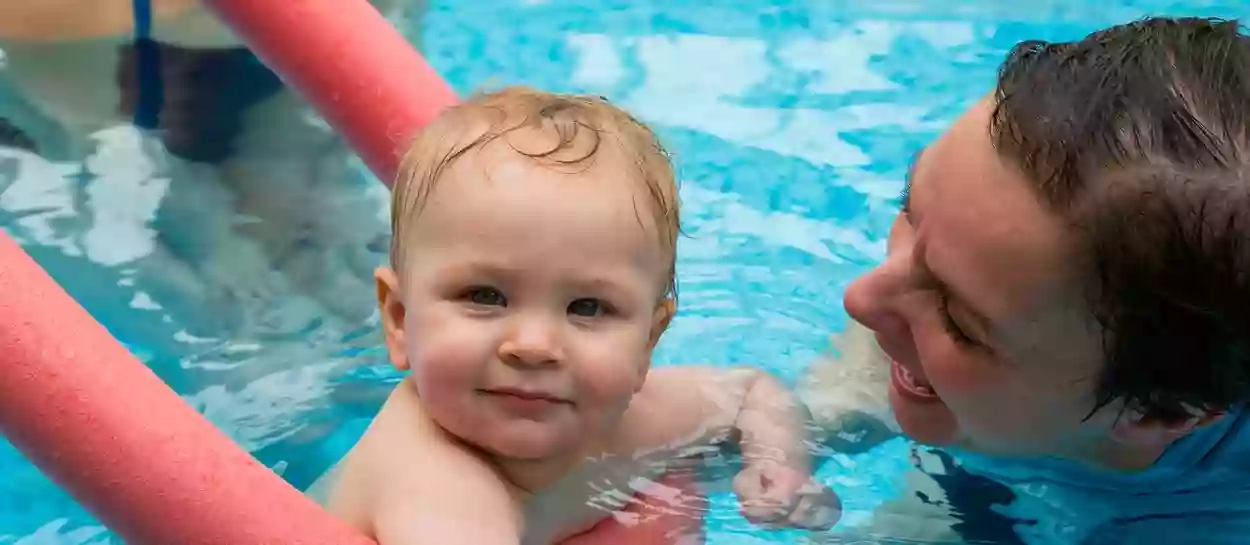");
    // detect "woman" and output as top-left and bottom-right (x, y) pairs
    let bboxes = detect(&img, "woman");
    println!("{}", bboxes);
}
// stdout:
(801, 16), (1250, 544)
